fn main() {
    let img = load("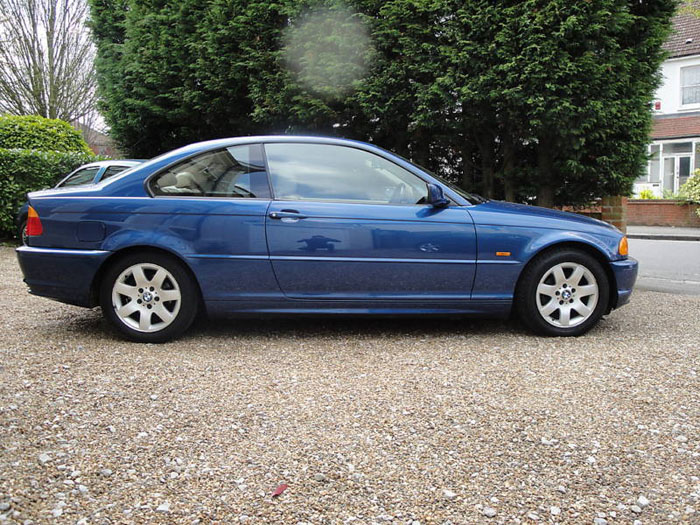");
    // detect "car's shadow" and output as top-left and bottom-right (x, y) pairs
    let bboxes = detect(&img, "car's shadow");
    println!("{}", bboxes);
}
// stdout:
(45, 305), (621, 343)
(185, 315), (524, 340)
(56, 308), (526, 342)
